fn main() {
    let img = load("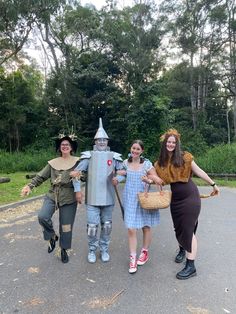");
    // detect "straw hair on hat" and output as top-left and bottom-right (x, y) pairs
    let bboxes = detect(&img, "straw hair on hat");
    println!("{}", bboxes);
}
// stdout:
(55, 135), (78, 153)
